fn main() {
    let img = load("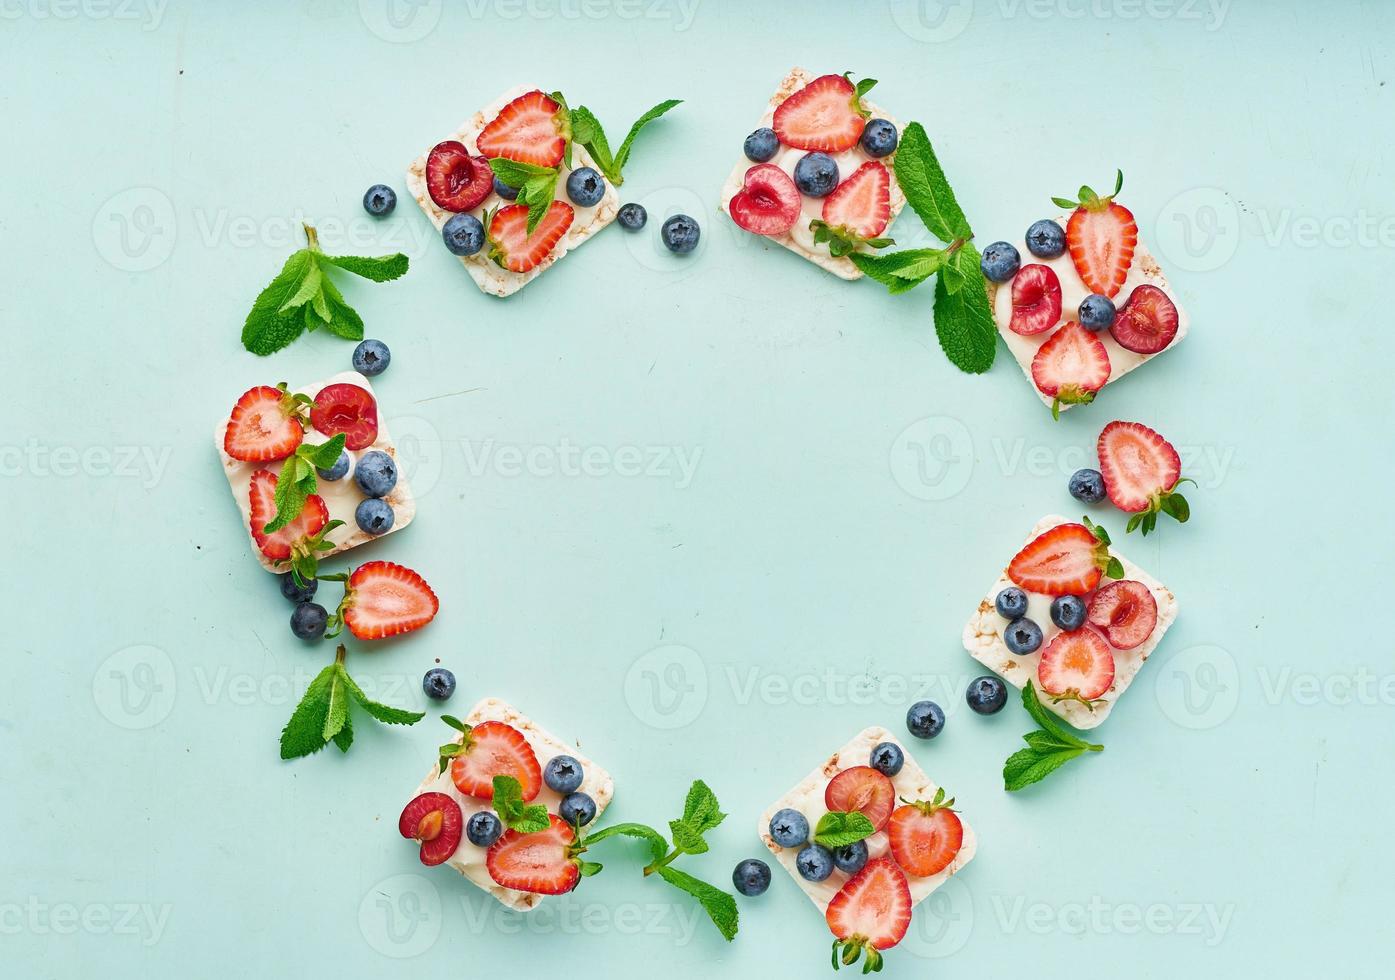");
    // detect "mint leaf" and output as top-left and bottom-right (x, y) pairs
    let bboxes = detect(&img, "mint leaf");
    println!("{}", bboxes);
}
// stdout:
(489, 158), (557, 188)
(612, 99), (682, 180)
(932, 246), (997, 373)
(279, 664), (336, 759)
(1003, 744), (1087, 791)
(653, 865), (738, 942)
(812, 811), (875, 848)
(582, 822), (669, 864)
(669, 820), (709, 855)
(568, 106), (616, 181)
(242, 249), (314, 355)
(680, 779), (725, 835)
(278, 257), (323, 312)
(849, 247), (949, 294)
(323, 664), (351, 742)
(340, 670), (425, 726)
(1005, 682), (1103, 791)
(331, 709), (354, 753)
(264, 456), (314, 535)
(893, 122), (971, 243)
(315, 275), (365, 341)
(492, 775), (550, 833)
(297, 433), (346, 471)
(1022, 681), (1080, 743)
(318, 252), (408, 282)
